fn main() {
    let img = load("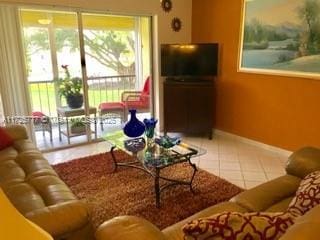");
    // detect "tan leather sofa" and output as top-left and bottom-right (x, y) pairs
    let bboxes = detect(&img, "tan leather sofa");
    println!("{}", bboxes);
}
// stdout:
(95, 146), (320, 240)
(0, 125), (93, 240)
